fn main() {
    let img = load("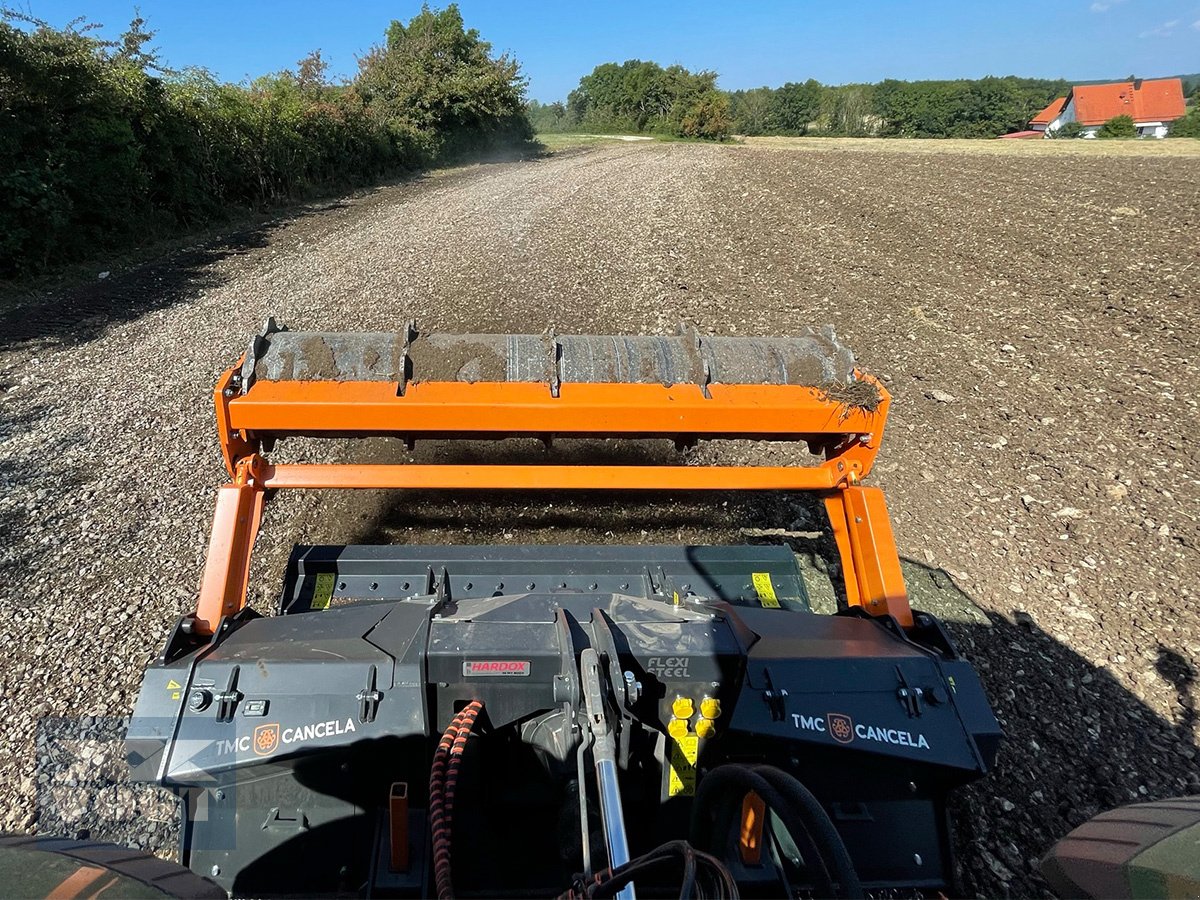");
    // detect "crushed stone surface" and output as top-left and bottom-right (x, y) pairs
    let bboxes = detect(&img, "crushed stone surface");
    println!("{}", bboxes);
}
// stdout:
(1, 141), (1198, 896)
